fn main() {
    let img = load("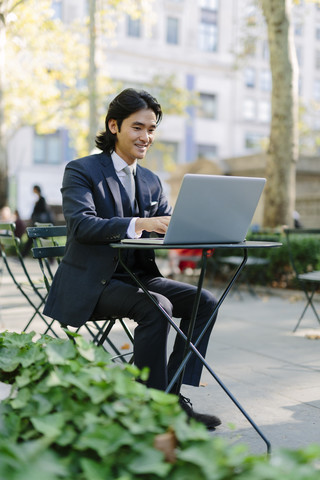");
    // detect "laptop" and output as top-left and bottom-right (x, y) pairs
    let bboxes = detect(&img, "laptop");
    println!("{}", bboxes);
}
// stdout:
(121, 174), (266, 245)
